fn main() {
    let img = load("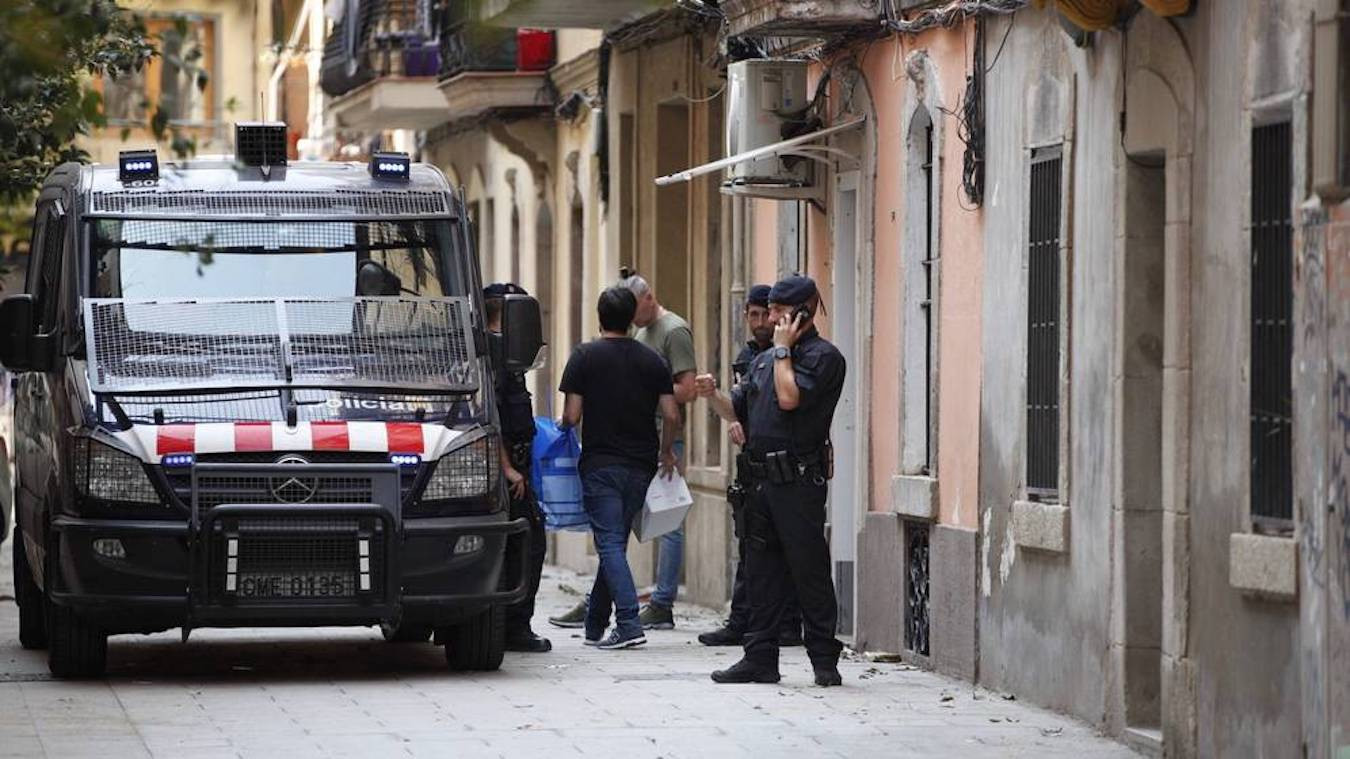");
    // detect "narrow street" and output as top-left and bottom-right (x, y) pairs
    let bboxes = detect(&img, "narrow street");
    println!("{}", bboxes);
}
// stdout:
(0, 547), (1134, 758)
